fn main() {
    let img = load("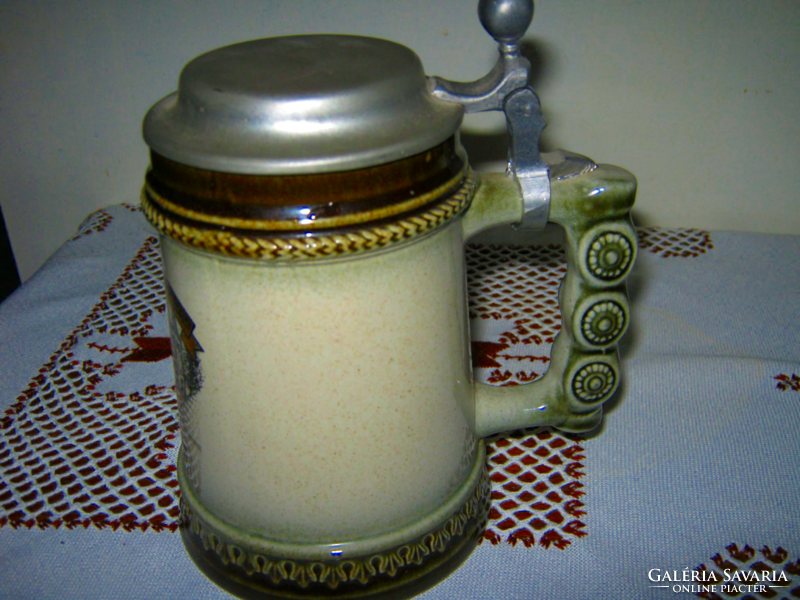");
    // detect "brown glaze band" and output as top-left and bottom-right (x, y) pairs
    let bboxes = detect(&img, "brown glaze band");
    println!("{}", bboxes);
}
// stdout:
(142, 172), (475, 260)
(144, 169), (467, 232)
(146, 137), (465, 228)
